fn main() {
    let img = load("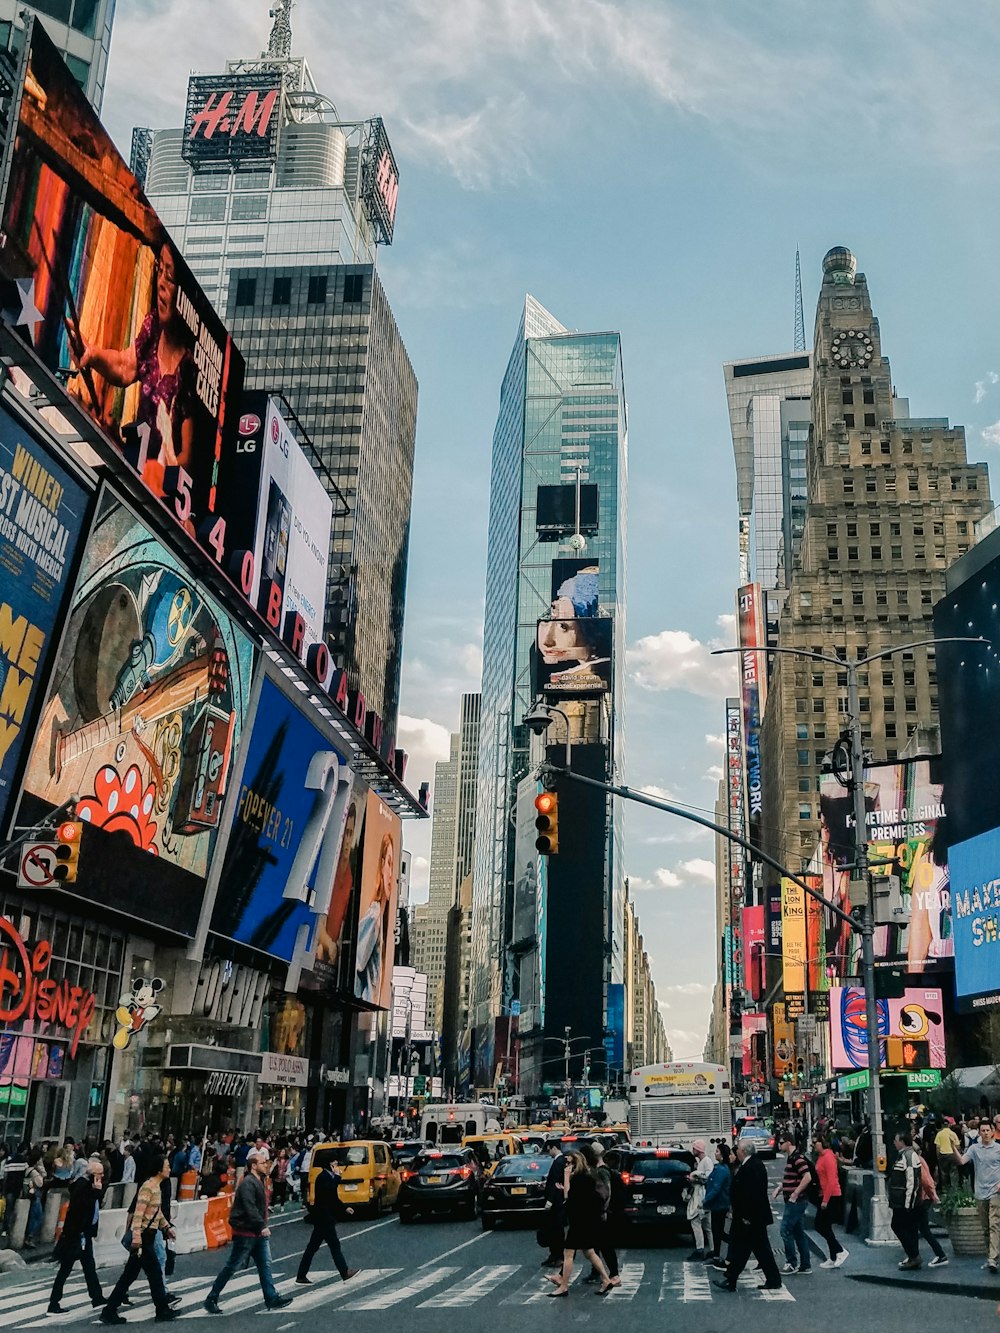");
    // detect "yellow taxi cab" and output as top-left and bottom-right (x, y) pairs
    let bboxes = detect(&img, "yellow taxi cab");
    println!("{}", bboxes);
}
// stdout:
(605, 1124), (631, 1144)
(308, 1140), (400, 1215)
(461, 1133), (525, 1177)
